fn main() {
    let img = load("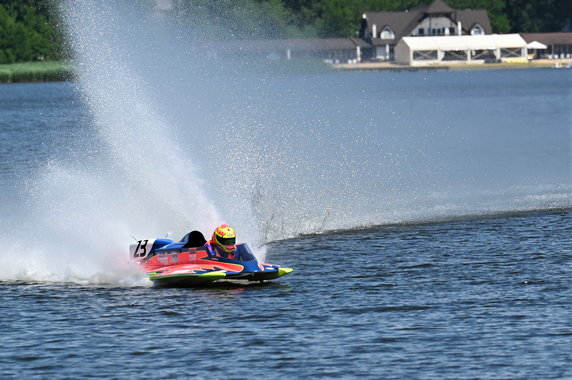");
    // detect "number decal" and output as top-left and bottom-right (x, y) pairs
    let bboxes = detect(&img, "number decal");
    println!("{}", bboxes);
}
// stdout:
(132, 241), (140, 257)
(136, 239), (149, 258)
(130, 239), (155, 260)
